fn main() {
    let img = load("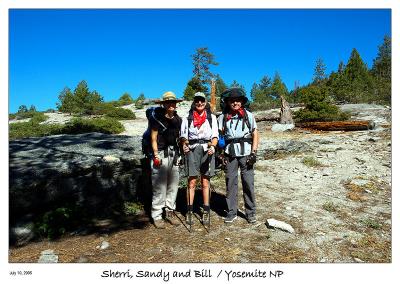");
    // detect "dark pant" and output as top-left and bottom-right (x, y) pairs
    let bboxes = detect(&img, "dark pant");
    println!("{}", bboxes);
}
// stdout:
(225, 155), (256, 217)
